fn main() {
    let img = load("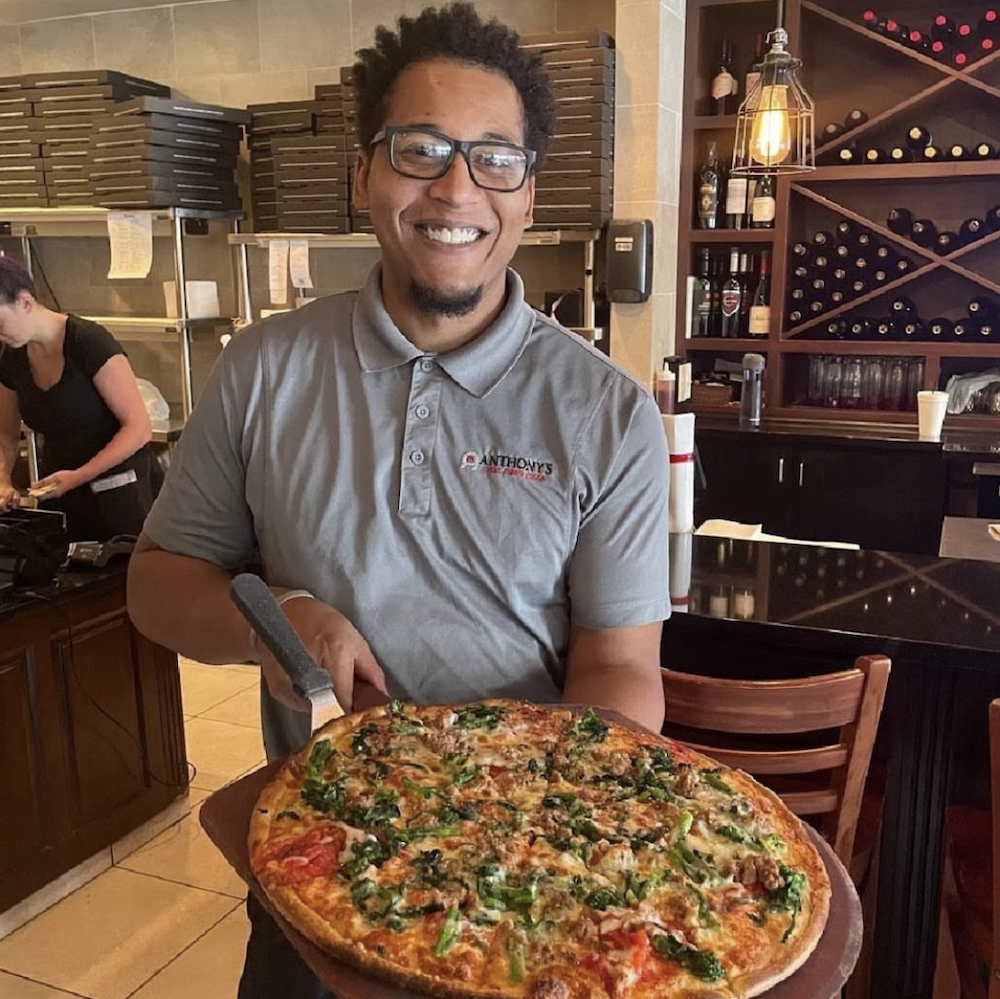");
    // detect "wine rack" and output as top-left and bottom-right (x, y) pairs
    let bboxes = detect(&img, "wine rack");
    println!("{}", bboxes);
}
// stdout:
(677, 0), (1000, 428)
